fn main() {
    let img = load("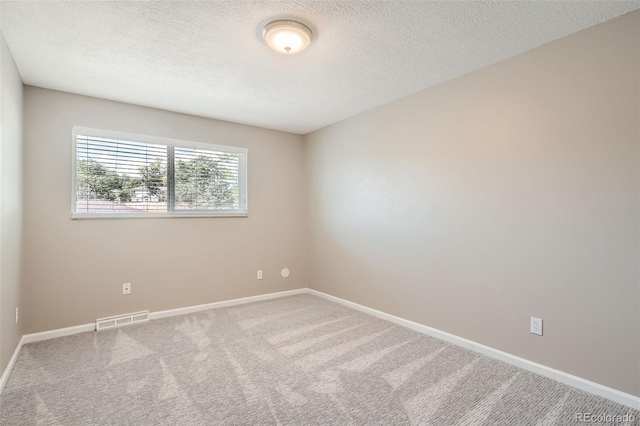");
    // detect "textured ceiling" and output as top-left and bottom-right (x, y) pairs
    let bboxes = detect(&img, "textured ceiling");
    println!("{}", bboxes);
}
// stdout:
(1, 1), (638, 134)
